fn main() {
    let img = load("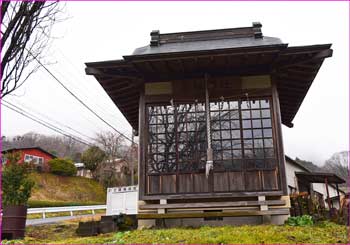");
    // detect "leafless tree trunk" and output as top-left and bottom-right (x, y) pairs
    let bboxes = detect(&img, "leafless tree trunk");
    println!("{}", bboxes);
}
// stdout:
(323, 151), (349, 185)
(1, 1), (64, 98)
(95, 131), (126, 161)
